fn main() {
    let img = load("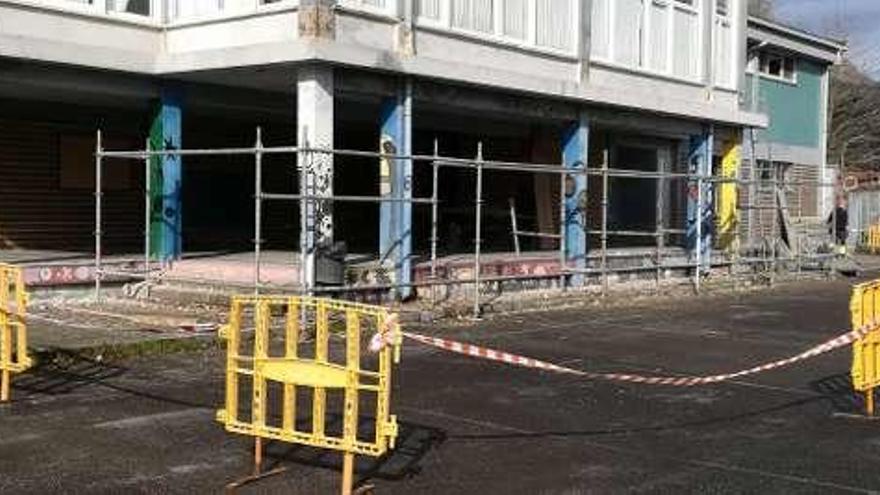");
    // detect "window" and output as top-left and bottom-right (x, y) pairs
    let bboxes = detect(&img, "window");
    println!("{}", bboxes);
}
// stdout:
(594, 0), (704, 81)
(503, 0), (529, 40)
(416, 0), (577, 54)
(591, 0), (610, 58)
(758, 52), (797, 82)
(107, 0), (151, 16)
(342, 0), (389, 11)
(451, 0), (493, 33)
(417, 0), (443, 21)
(713, 0), (735, 88)
(614, 0), (642, 66)
(646, 0), (670, 72)
(672, 0), (700, 79)
(536, 0), (573, 51)
(169, 0), (224, 20)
